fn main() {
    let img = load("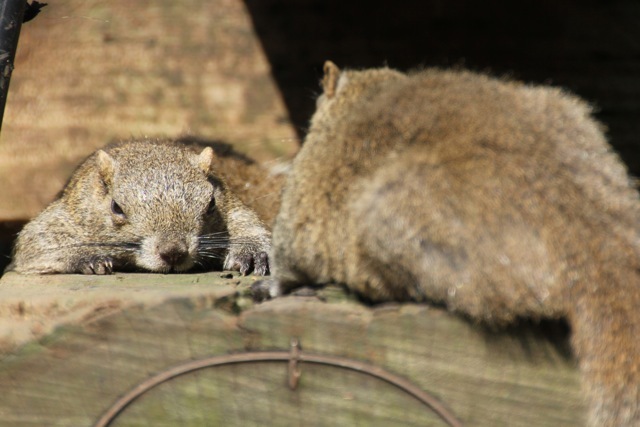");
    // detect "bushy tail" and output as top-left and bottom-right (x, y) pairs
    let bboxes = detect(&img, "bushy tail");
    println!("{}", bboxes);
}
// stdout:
(569, 265), (640, 426)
